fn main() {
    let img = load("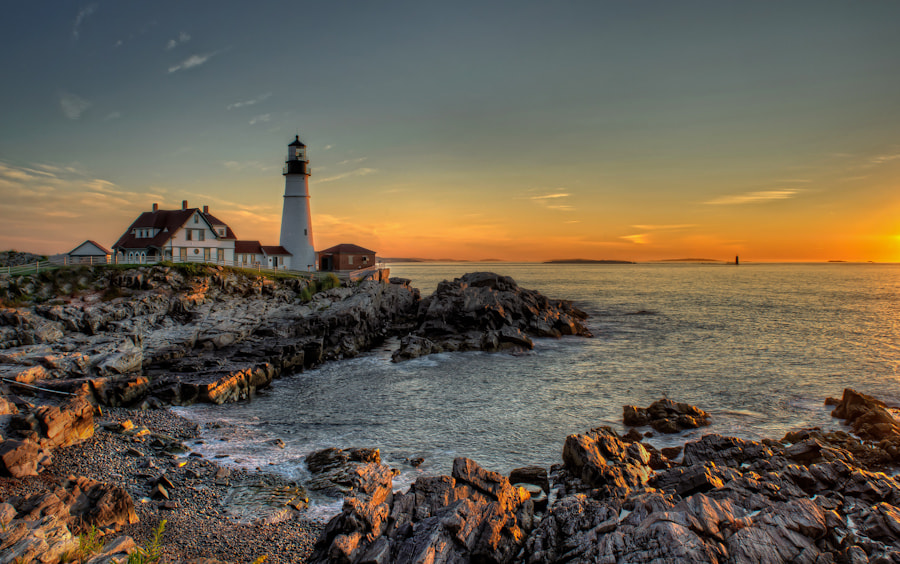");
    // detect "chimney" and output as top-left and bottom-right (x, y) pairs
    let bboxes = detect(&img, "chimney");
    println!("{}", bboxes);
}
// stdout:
(152, 203), (158, 212)
(182, 200), (188, 210)
(203, 205), (209, 214)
